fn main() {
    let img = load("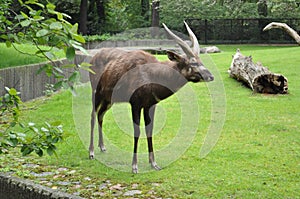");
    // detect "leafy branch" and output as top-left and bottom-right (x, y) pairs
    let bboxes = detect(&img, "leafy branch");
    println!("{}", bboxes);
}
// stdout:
(0, 88), (65, 156)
